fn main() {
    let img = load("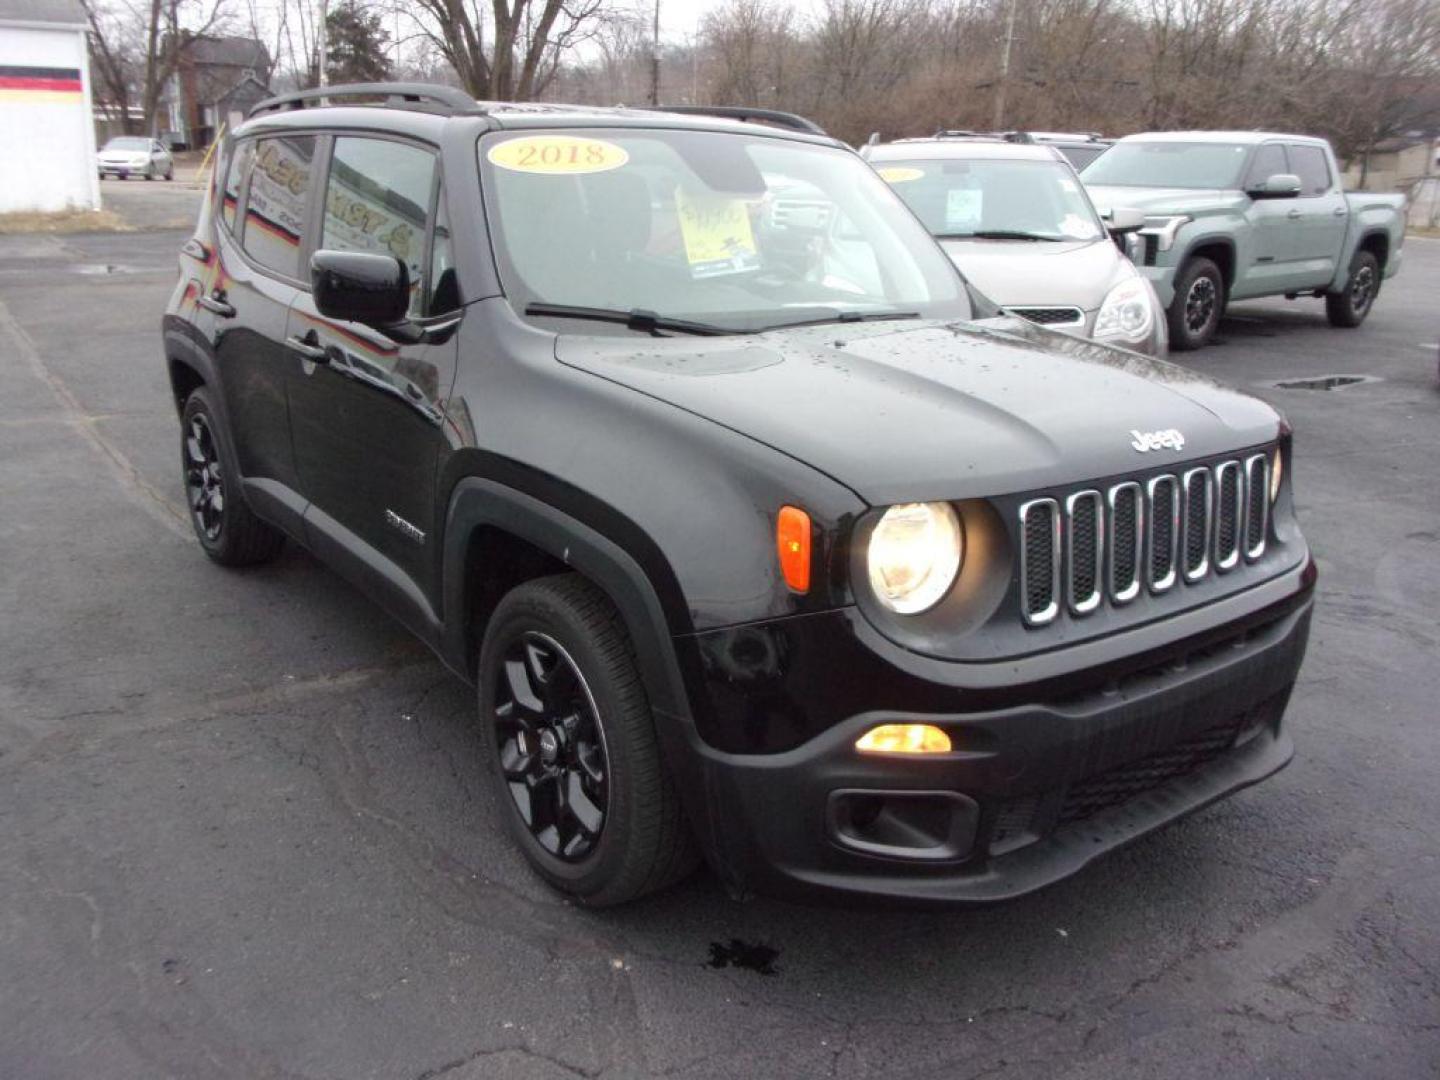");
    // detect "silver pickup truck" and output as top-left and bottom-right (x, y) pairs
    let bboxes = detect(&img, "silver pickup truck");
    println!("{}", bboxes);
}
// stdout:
(1083, 131), (1405, 350)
